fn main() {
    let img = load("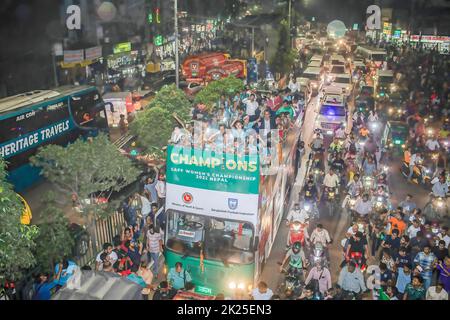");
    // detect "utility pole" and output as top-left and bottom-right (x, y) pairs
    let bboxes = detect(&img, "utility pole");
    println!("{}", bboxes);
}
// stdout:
(251, 27), (255, 57)
(51, 46), (59, 88)
(174, 0), (180, 89)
